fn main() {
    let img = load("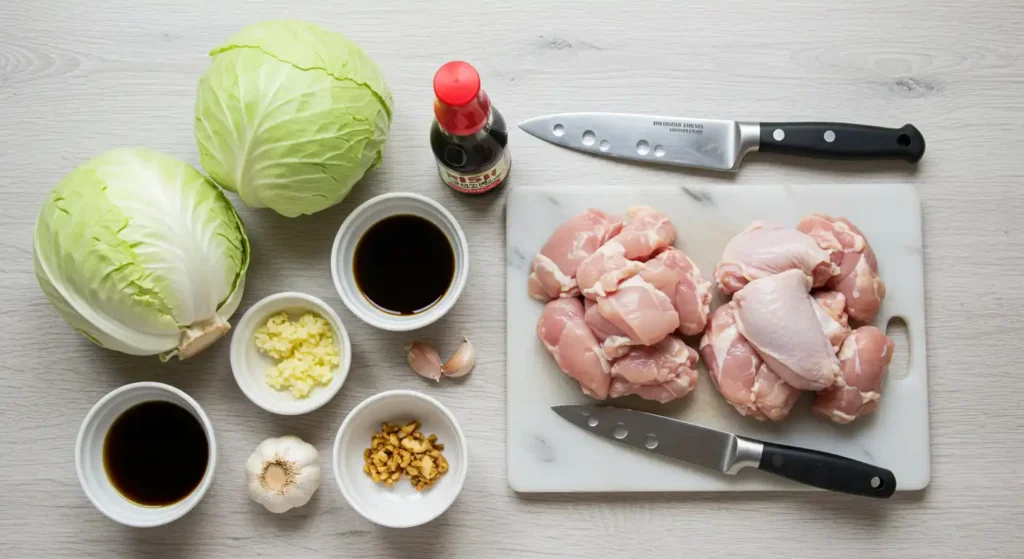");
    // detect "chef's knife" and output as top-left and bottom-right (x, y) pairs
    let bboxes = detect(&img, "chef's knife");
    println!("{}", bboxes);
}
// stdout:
(519, 113), (925, 171)
(552, 404), (896, 498)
